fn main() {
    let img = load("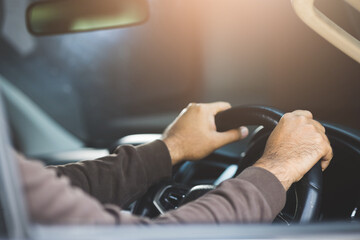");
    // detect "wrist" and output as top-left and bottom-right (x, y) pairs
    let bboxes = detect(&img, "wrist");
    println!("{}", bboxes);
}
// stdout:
(253, 157), (293, 191)
(162, 137), (184, 165)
